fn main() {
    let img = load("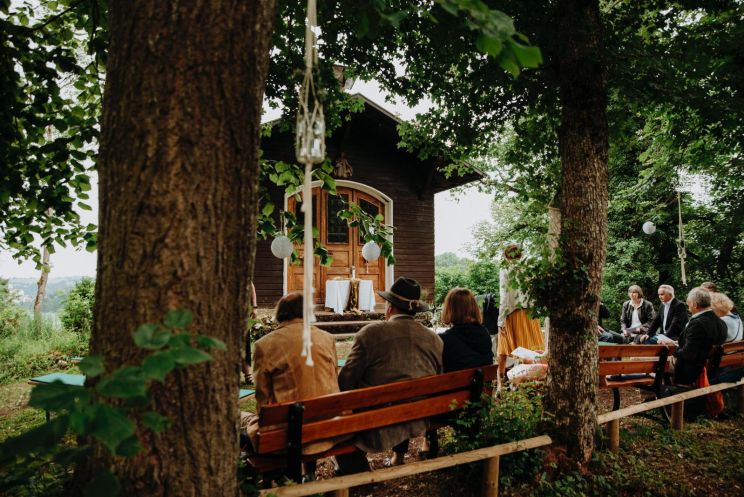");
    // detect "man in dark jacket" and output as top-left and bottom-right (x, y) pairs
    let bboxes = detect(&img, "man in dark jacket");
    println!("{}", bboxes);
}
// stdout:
(638, 284), (689, 343)
(337, 276), (442, 471)
(673, 287), (727, 385)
